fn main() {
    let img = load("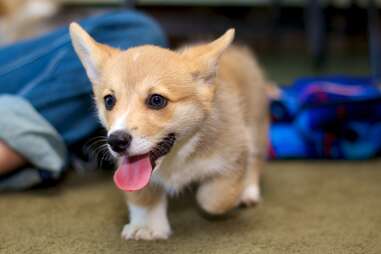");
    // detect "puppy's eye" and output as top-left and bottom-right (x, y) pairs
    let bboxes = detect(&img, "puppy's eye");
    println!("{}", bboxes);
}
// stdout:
(104, 94), (116, 110)
(146, 94), (168, 110)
